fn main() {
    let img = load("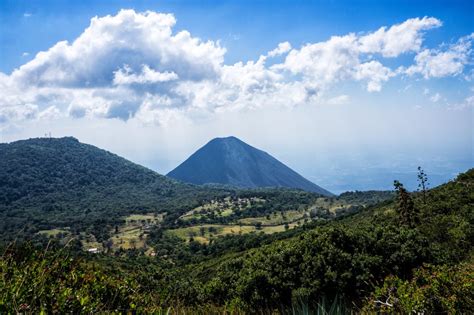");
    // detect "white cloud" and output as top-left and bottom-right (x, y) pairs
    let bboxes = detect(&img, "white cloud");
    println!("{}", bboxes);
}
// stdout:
(354, 61), (394, 92)
(11, 9), (225, 88)
(279, 34), (359, 88)
(465, 95), (474, 106)
(268, 42), (292, 57)
(406, 34), (473, 78)
(430, 93), (441, 102)
(0, 10), (471, 128)
(38, 105), (63, 120)
(273, 17), (440, 93)
(113, 65), (178, 85)
(358, 17), (442, 57)
(327, 94), (350, 105)
(23, 13), (32, 18)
